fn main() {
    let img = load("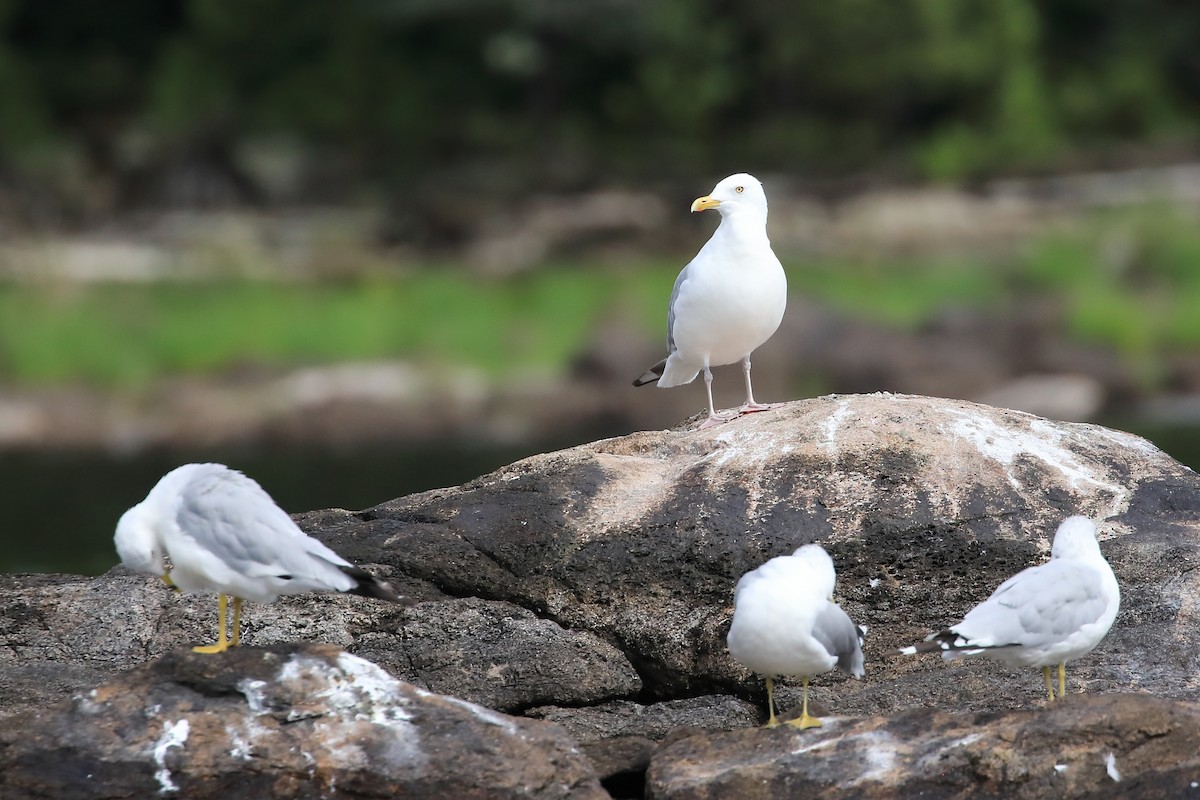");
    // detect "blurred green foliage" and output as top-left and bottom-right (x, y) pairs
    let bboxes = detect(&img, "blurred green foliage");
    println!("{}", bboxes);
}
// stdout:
(2, 0), (1198, 205)
(1014, 205), (1200, 384)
